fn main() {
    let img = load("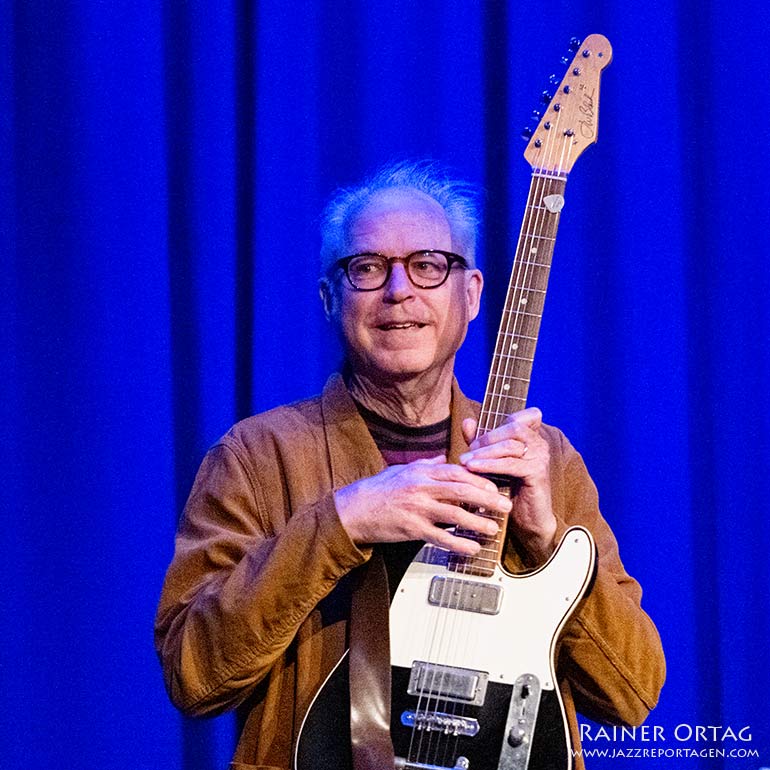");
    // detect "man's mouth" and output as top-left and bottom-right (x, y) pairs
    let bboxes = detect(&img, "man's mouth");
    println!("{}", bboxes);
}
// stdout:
(376, 322), (427, 330)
